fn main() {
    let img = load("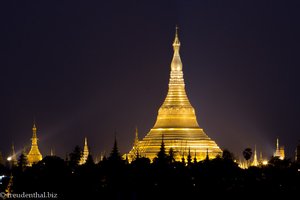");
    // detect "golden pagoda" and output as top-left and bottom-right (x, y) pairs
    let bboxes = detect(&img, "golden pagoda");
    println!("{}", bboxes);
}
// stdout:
(79, 137), (89, 165)
(128, 27), (222, 162)
(274, 138), (285, 160)
(128, 127), (140, 161)
(251, 145), (259, 166)
(27, 122), (42, 166)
